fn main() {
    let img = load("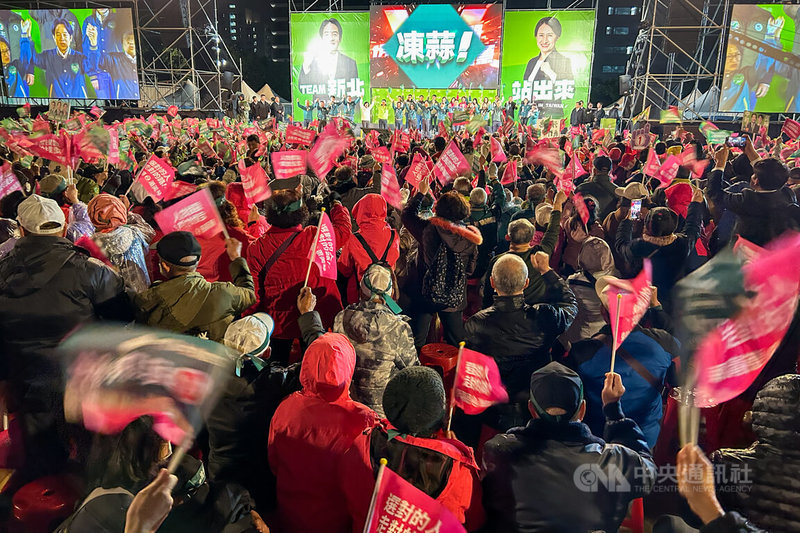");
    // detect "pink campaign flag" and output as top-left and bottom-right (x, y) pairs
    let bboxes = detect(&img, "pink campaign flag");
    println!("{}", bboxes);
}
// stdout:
(525, 143), (563, 177)
(693, 234), (800, 407)
(308, 210), (337, 280)
(490, 136), (507, 163)
(89, 105), (104, 118)
(308, 128), (349, 179)
(106, 126), (120, 165)
(0, 162), (22, 199)
(473, 126), (486, 148)
(433, 140), (470, 186)
(782, 118), (800, 140)
(655, 155), (681, 188)
(404, 153), (431, 189)
(453, 348), (509, 415)
(364, 463), (466, 533)
(167, 105), (179, 117)
(239, 161), (272, 204)
(371, 146), (392, 165)
(154, 188), (225, 239)
(163, 180), (197, 202)
(572, 192), (590, 225)
(136, 154), (175, 201)
(643, 147), (661, 176)
(500, 160), (518, 185)
(606, 260), (654, 348)
(381, 163), (403, 210)
(285, 123), (316, 146)
(61, 325), (234, 445)
(271, 150), (307, 180)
